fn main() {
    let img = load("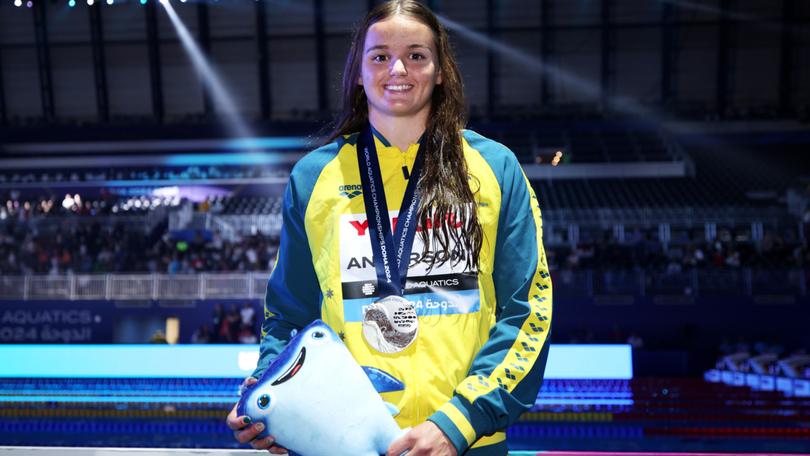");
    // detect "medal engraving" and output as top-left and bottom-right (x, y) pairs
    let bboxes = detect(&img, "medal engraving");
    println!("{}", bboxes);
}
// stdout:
(362, 295), (418, 354)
